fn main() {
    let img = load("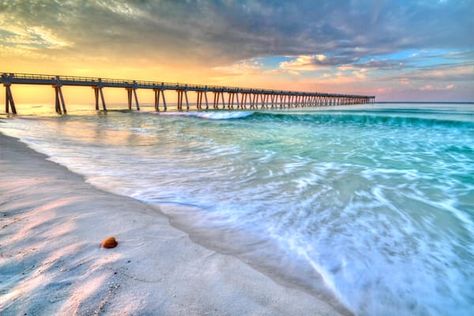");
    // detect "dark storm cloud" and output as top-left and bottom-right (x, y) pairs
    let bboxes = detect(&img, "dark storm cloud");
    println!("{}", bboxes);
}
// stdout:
(0, 0), (473, 66)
